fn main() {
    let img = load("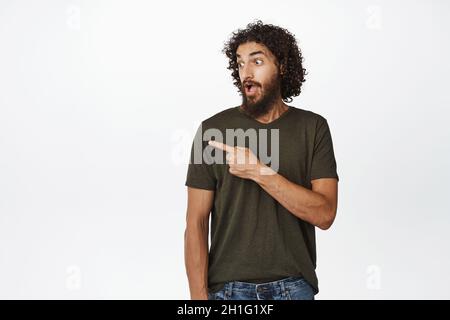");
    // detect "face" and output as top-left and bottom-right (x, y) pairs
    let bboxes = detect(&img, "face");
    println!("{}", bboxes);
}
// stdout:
(236, 41), (282, 118)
